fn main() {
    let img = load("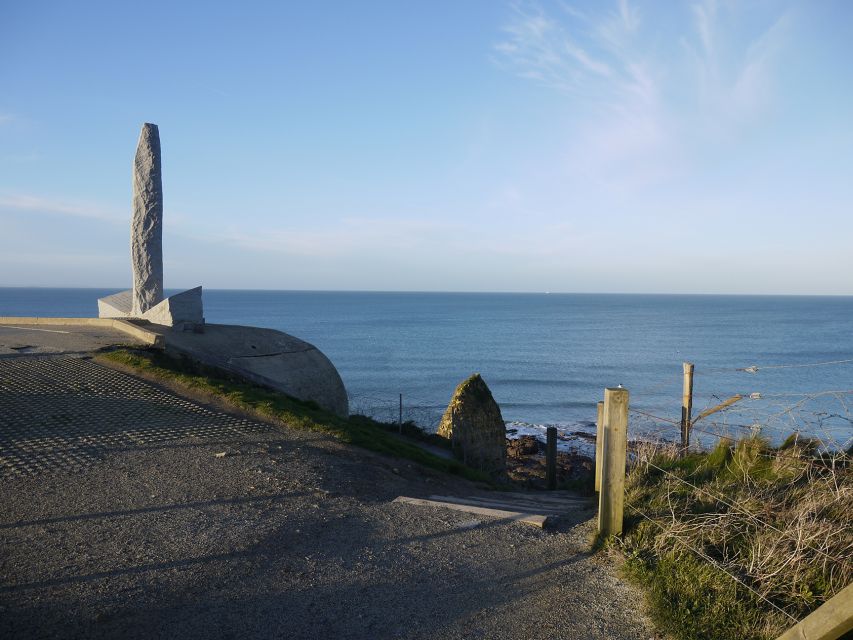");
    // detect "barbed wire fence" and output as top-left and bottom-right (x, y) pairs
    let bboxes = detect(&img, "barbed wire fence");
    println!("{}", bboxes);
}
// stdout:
(629, 391), (853, 456)
(350, 358), (852, 628)
(615, 357), (853, 630)
(347, 356), (853, 451)
(347, 391), (445, 431)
